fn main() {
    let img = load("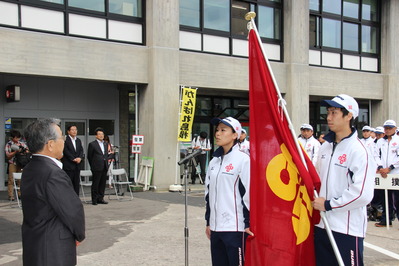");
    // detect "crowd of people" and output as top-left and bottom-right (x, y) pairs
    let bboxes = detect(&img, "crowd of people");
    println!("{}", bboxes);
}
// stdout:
(4, 121), (116, 265)
(297, 95), (399, 265)
(4, 94), (398, 265)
